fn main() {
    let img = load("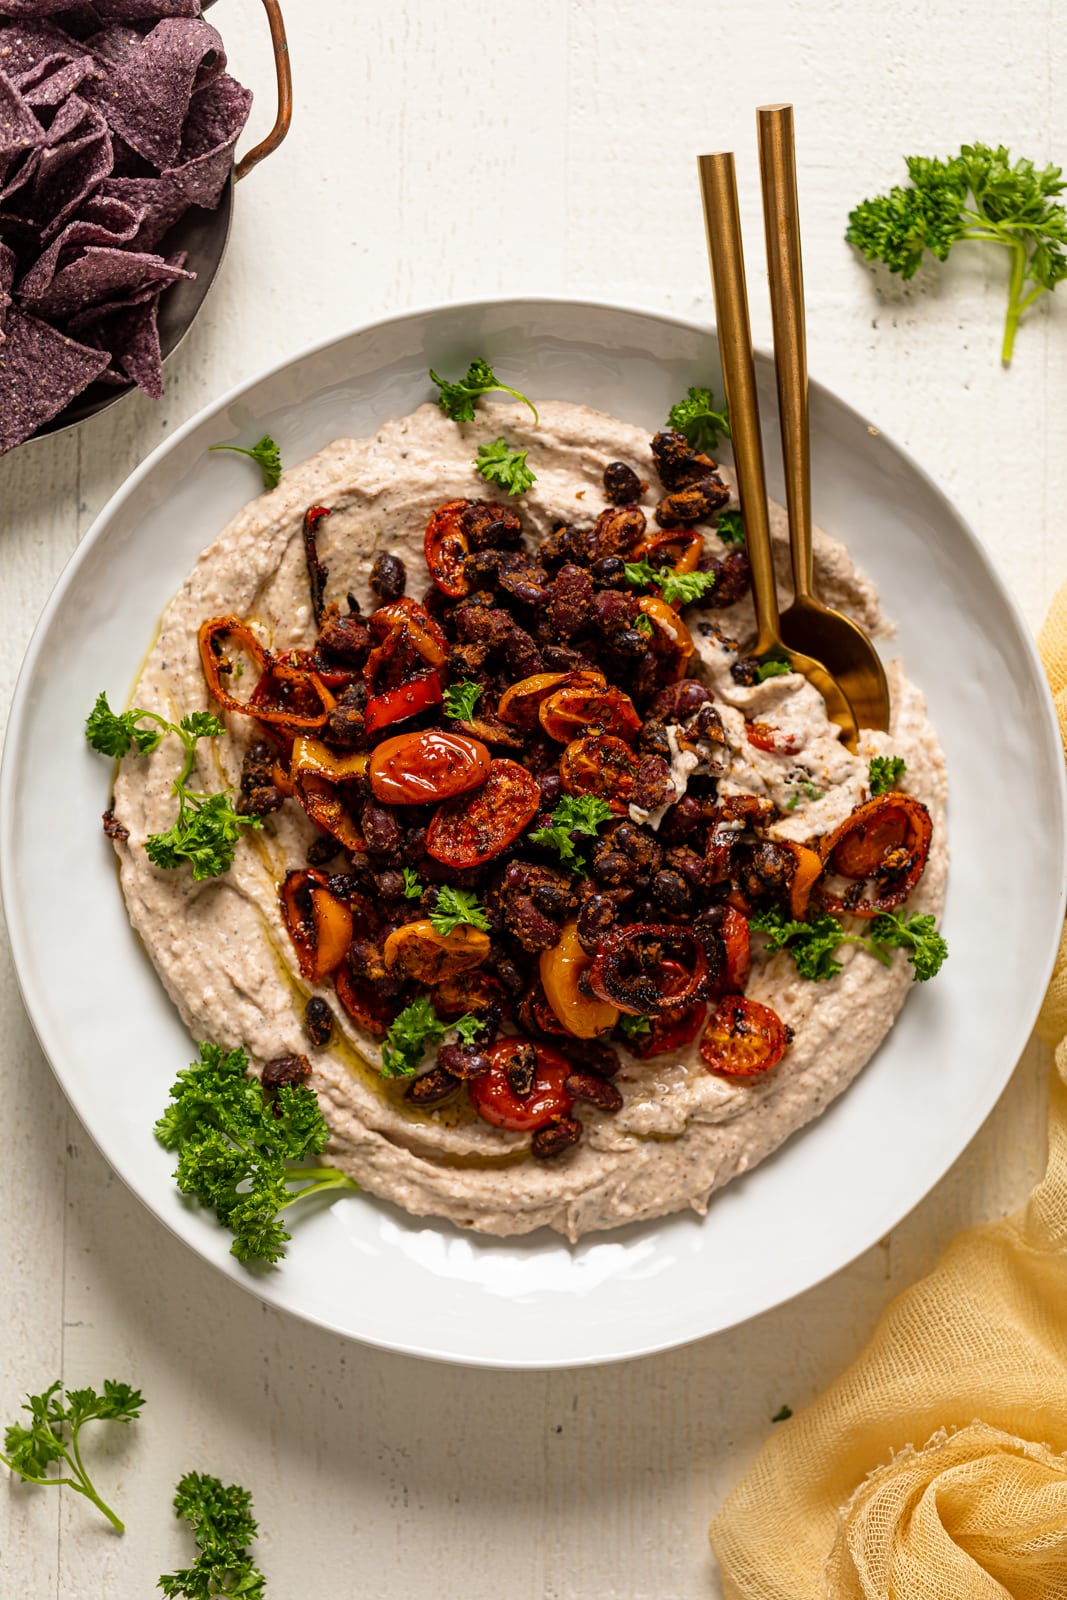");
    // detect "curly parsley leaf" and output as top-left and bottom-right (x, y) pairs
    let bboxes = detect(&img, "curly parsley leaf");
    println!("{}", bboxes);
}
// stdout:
(475, 436), (536, 496)
(752, 903), (948, 983)
(716, 509), (745, 546)
(529, 793), (614, 873)
(756, 656), (793, 682)
(868, 755), (907, 796)
(208, 434), (281, 490)
(1, 1378), (144, 1533)
(635, 611), (653, 637)
(622, 560), (717, 607)
(159, 1471), (265, 1600)
(868, 910), (949, 982)
(667, 385), (730, 452)
(379, 998), (480, 1079)
(618, 1015), (652, 1048)
(401, 867), (424, 899)
(846, 144), (1067, 363)
(86, 695), (259, 881)
(429, 886), (490, 936)
(430, 358), (539, 424)
(155, 1042), (357, 1265)
(442, 679), (484, 721)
